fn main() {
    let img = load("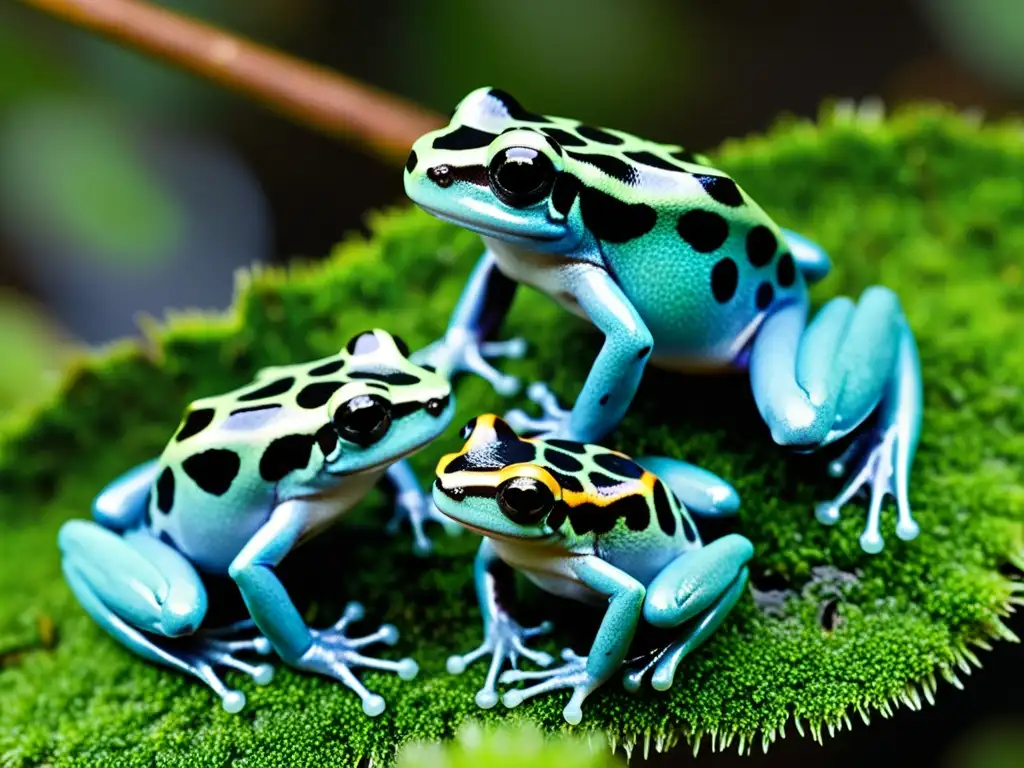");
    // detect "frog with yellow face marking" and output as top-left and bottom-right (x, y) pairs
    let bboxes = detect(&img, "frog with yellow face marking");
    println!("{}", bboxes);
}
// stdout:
(432, 415), (754, 725)
(407, 87), (924, 555)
